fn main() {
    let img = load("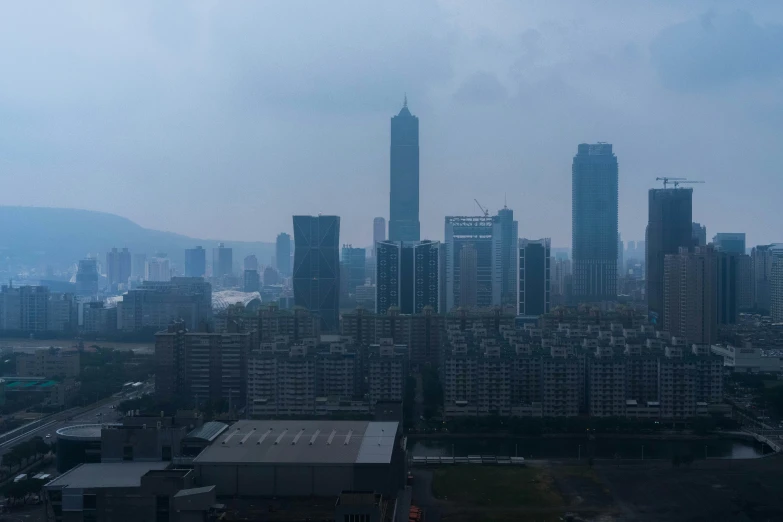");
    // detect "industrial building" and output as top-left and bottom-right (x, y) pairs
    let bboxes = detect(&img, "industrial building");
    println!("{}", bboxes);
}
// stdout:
(192, 419), (405, 497)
